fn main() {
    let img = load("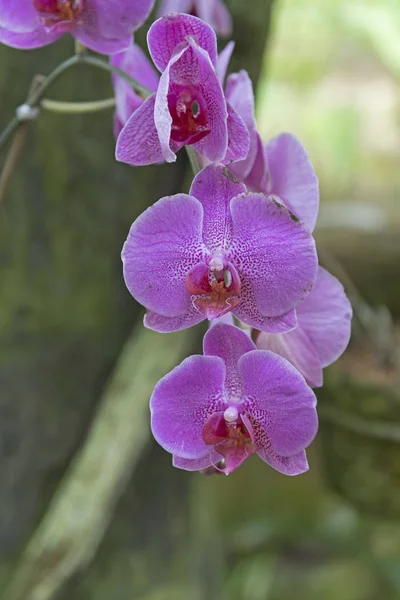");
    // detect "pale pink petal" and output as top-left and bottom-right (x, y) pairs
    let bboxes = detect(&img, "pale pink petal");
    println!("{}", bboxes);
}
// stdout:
(197, 0), (233, 37)
(158, 0), (193, 17)
(112, 45), (159, 93)
(244, 132), (268, 192)
(154, 43), (189, 162)
(209, 0), (233, 37)
(297, 266), (353, 368)
(224, 102), (250, 164)
(173, 452), (222, 471)
(256, 327), (323, 388)
(216, 40), (235, 83)
(266, 133), (319, 232)
(72, 0), (155, 54)
(229, 128), (259, 181)
(116, 94), (165, 166)
(112, 44), (159, 128)
(225, 70), (255, 130)
(72, 26), (132, 55)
